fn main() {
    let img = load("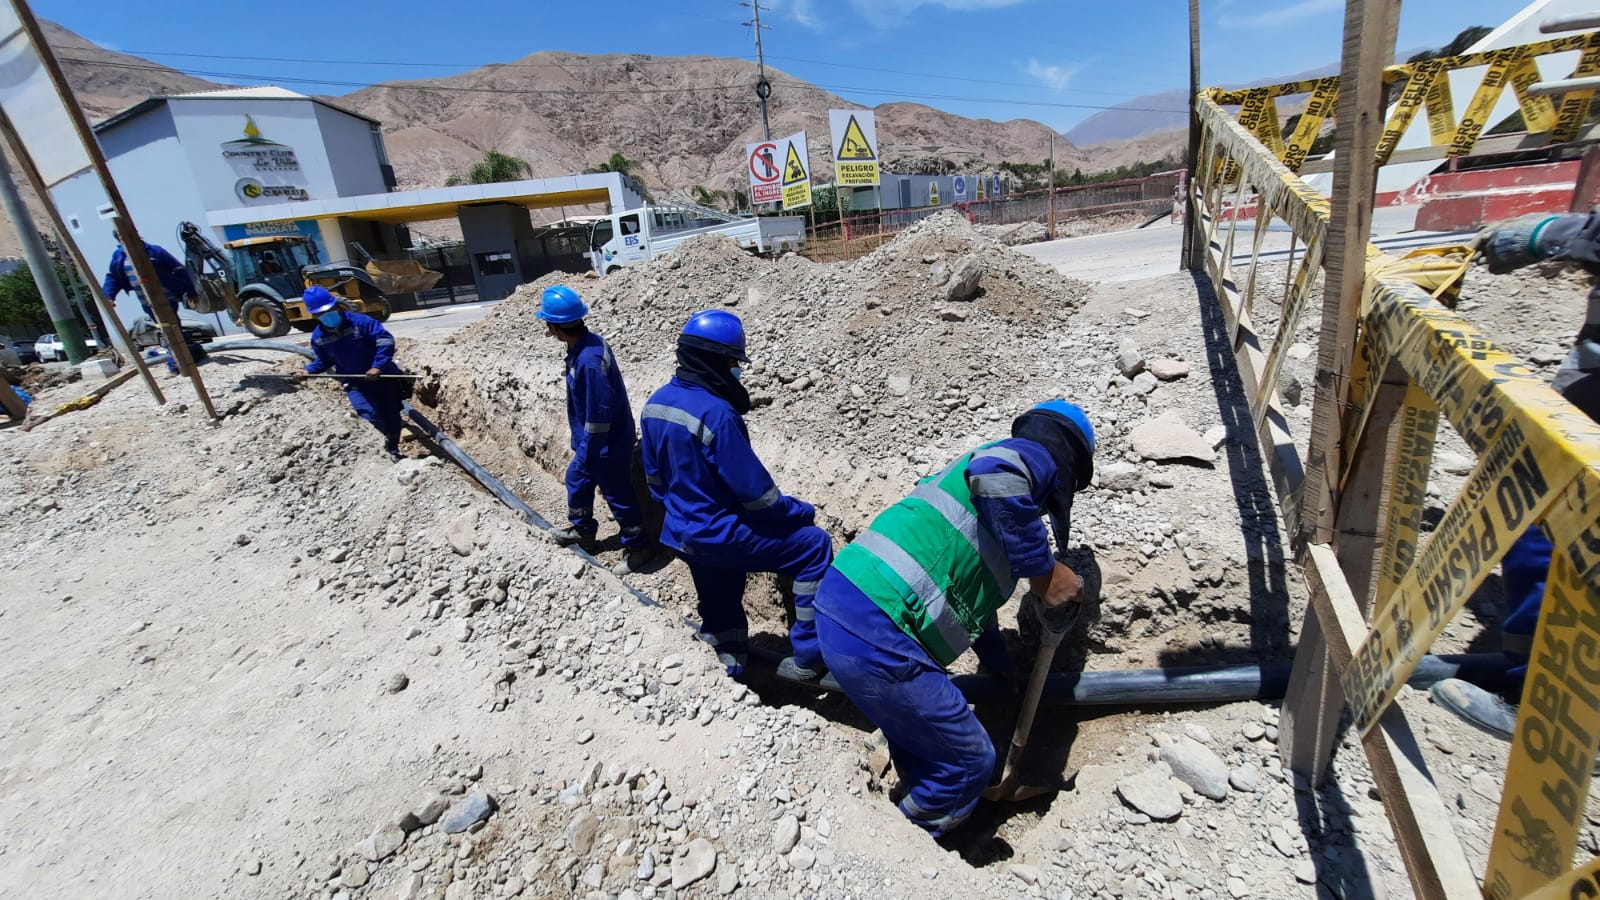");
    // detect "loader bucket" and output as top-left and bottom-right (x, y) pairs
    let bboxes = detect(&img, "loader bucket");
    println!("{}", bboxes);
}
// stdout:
(364, 258), (443, 295)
